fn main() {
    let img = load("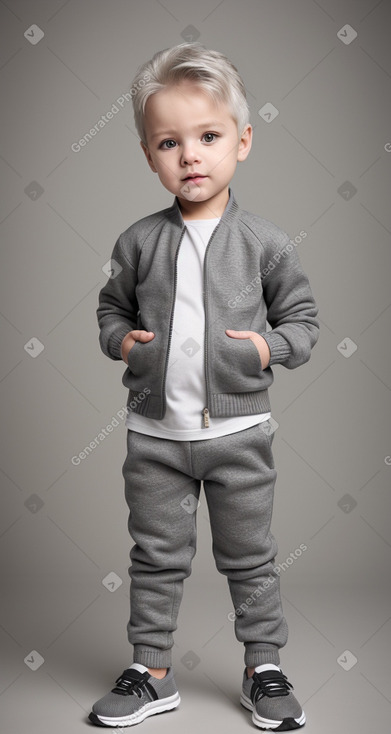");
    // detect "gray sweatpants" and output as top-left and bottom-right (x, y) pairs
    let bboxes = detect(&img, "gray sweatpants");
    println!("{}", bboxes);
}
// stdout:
(121, 420), (289, 669)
